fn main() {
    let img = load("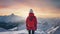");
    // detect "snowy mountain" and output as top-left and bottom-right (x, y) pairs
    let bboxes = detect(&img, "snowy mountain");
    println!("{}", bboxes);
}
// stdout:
(0, 24), (47, 34)
(0, 17), (60, 34)
(0, 13), (24, 23)
(53, 27), (60, 34)
(0, 13), (24, 30)
(37, 18), (60, 34)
